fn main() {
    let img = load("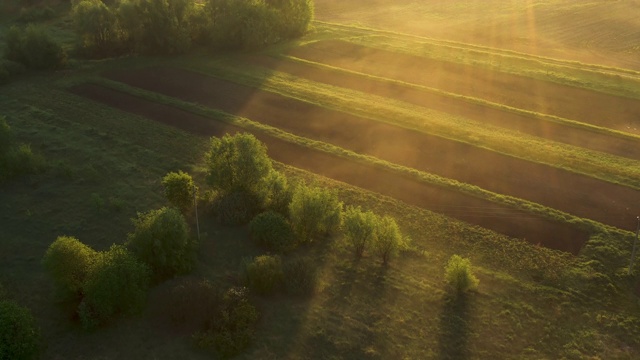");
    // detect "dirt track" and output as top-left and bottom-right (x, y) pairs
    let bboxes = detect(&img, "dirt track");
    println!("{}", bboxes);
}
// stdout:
(241, 55), (640, 160)
(102, 67), (640, 233)
(287, 40), (640, 137)
(70, 84), (588, 253)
